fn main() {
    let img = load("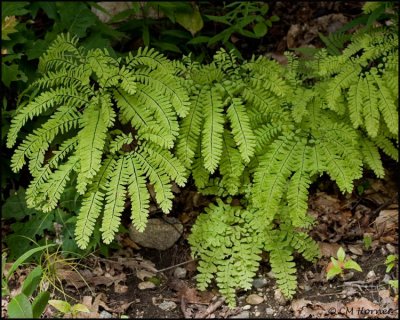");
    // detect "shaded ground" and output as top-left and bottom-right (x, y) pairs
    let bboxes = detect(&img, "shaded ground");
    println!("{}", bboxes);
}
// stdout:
(2, 2), (398, 319)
